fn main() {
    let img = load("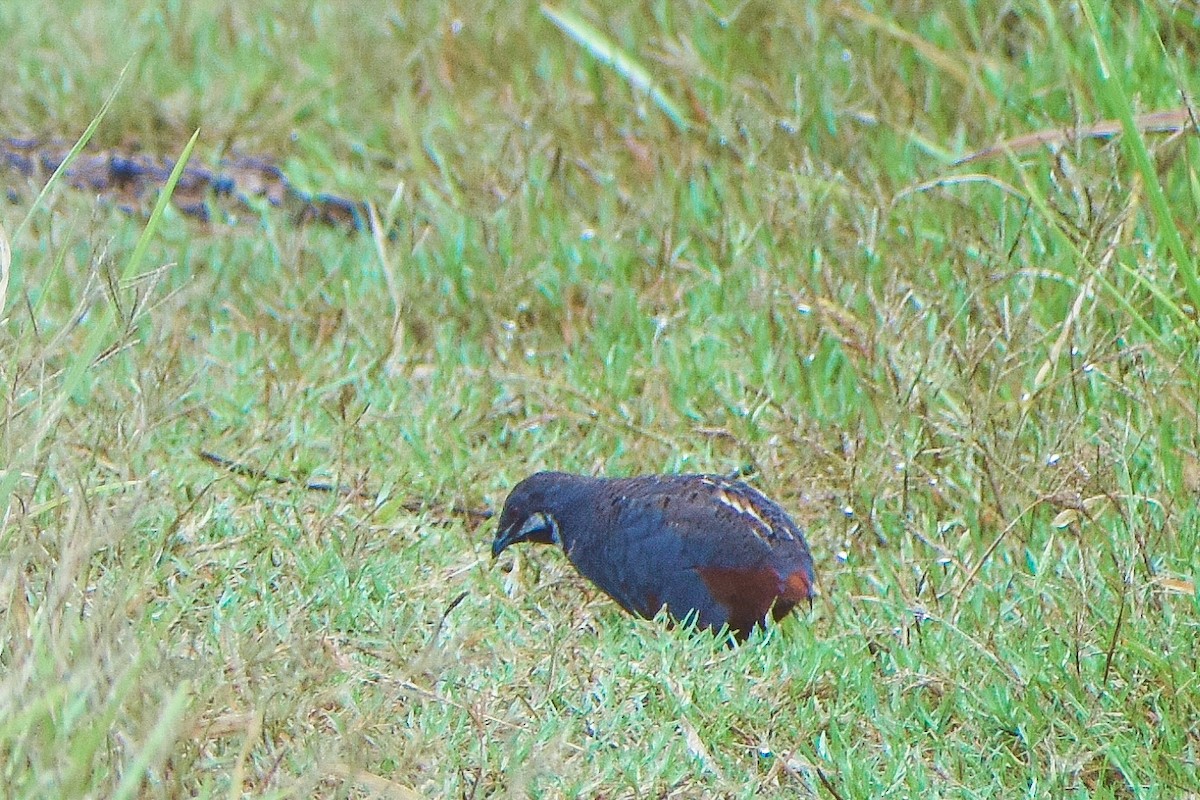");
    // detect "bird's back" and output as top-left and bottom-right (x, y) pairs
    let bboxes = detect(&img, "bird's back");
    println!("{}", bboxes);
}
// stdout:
(553, 474), (814, 637)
